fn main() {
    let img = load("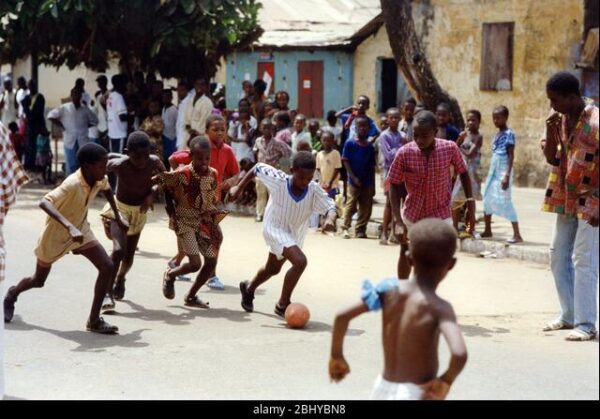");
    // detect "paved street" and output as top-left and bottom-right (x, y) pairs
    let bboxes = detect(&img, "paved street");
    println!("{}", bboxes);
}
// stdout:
(2, 184), (598, 400)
